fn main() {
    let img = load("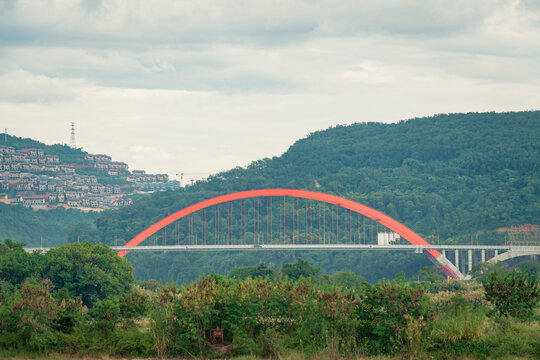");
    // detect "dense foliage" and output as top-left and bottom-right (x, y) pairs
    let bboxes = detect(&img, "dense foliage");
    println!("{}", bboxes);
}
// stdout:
(482, 268), (540, 320)
(0, 240), (134, 307)
(0, 245), (538, 359)
(0, 204), (98, 247)
(2, 111), (540, 283)
(128, 249), (431, 285)
(100, 111), (540, 283)
(101, 111), (540, 242)
(42, 242), (134, 306)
